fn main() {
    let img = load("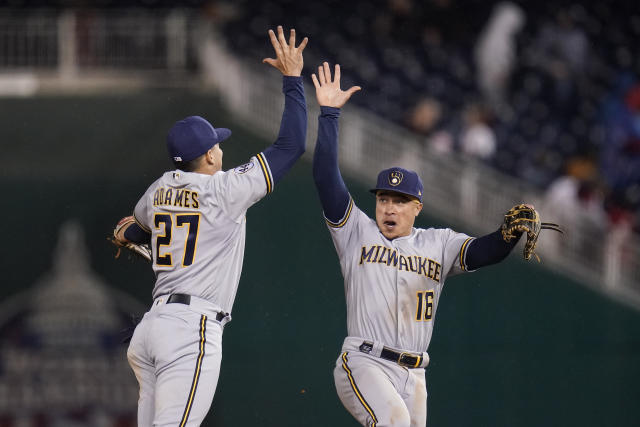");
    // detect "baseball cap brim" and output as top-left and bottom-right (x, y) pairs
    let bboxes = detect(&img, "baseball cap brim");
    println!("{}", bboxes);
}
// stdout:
(369, 187), (421, 201)
(214, 128), (232, 144)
